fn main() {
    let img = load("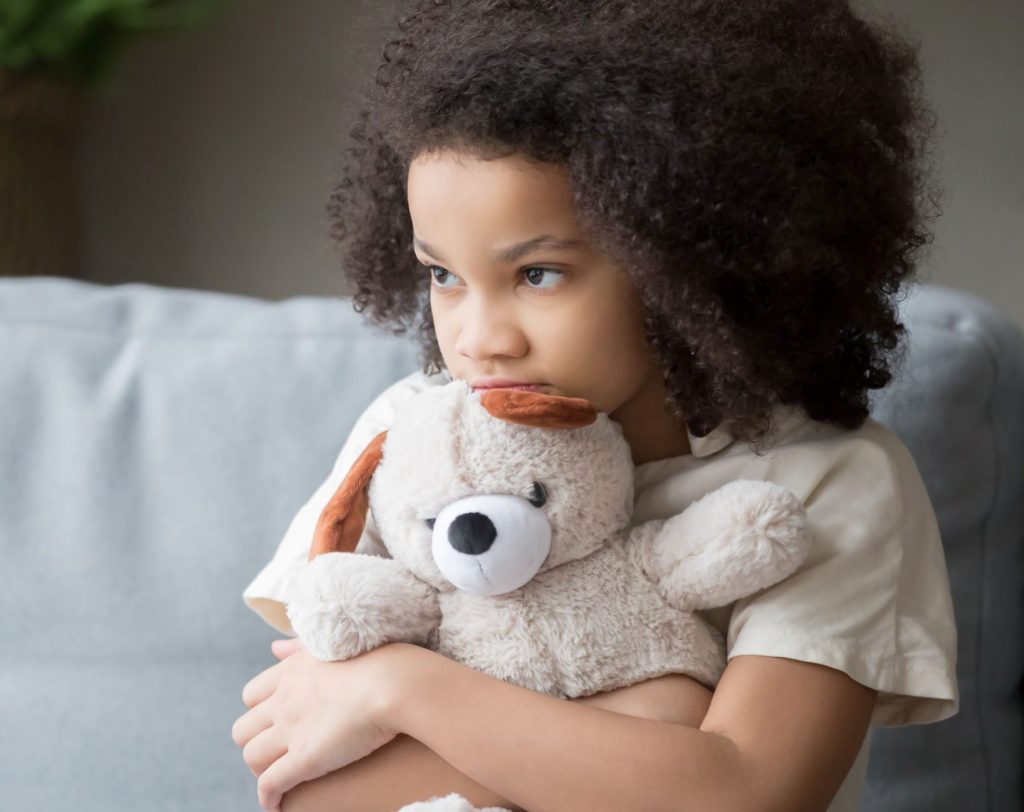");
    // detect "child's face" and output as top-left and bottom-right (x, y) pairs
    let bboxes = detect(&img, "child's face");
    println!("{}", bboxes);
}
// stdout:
(407, 148), (656, 415)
